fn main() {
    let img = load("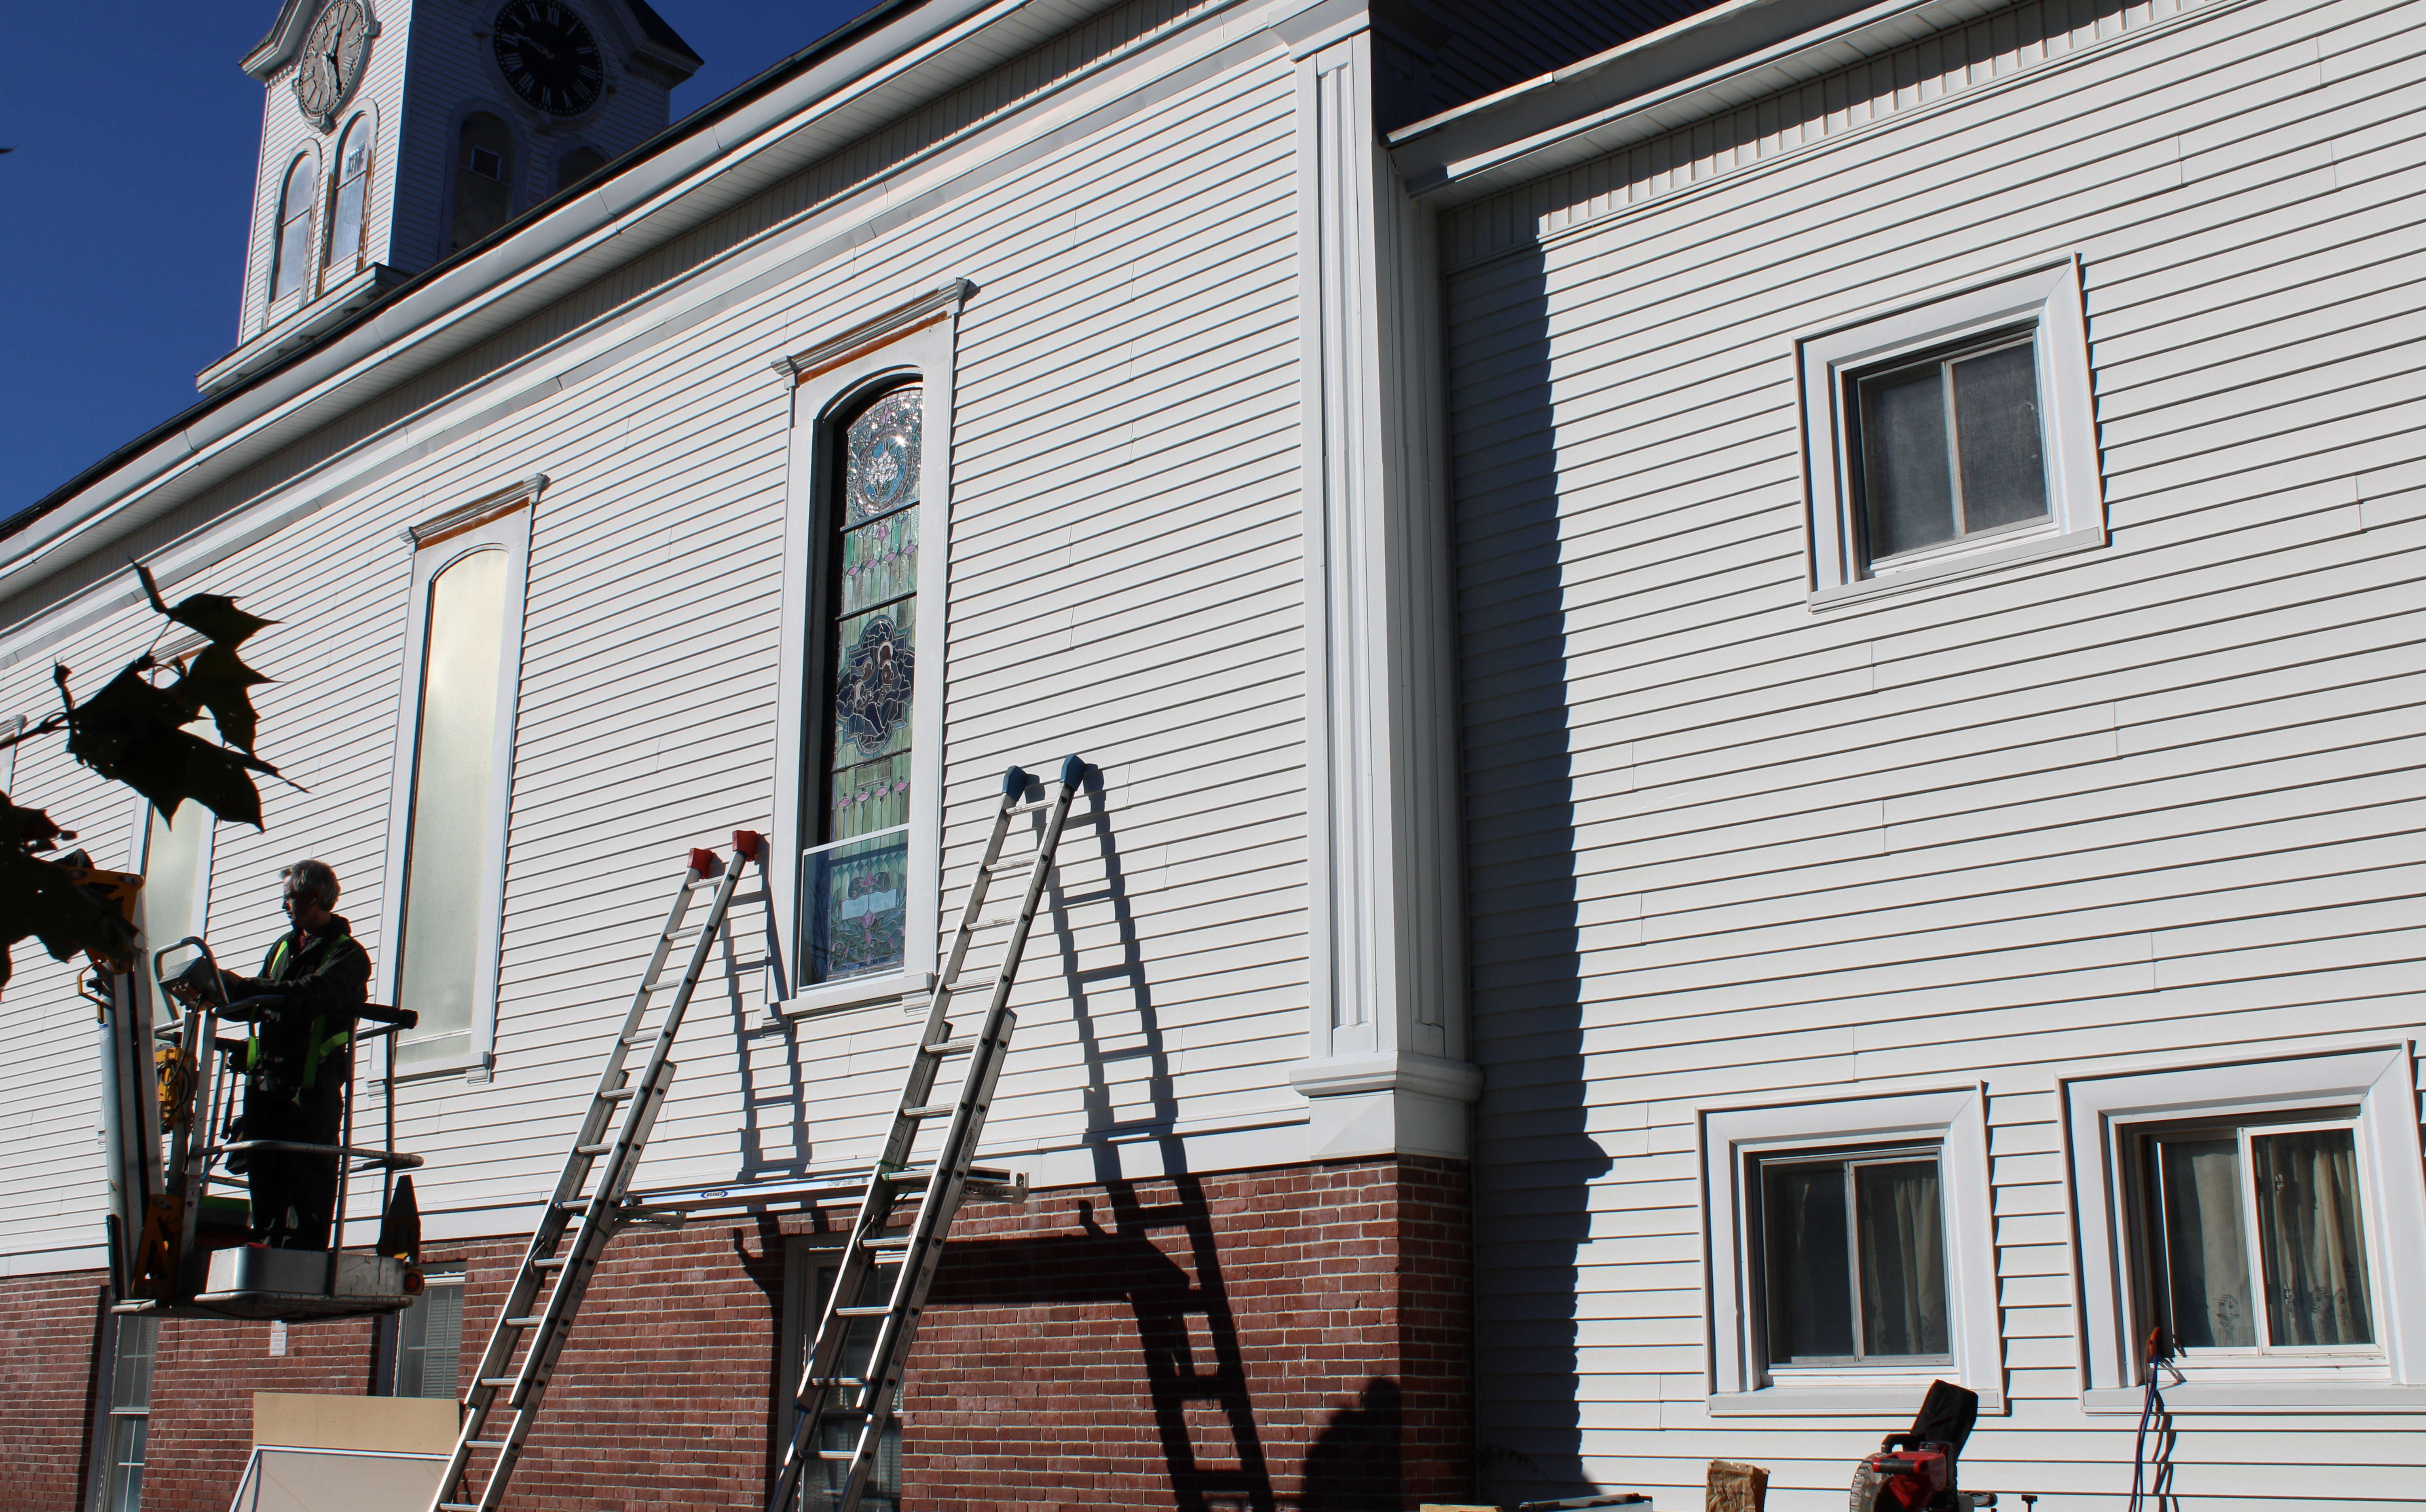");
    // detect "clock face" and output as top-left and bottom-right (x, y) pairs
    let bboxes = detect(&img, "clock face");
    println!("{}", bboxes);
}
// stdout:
(293, 0), (374, 129)
(493, 1), (606, 118)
